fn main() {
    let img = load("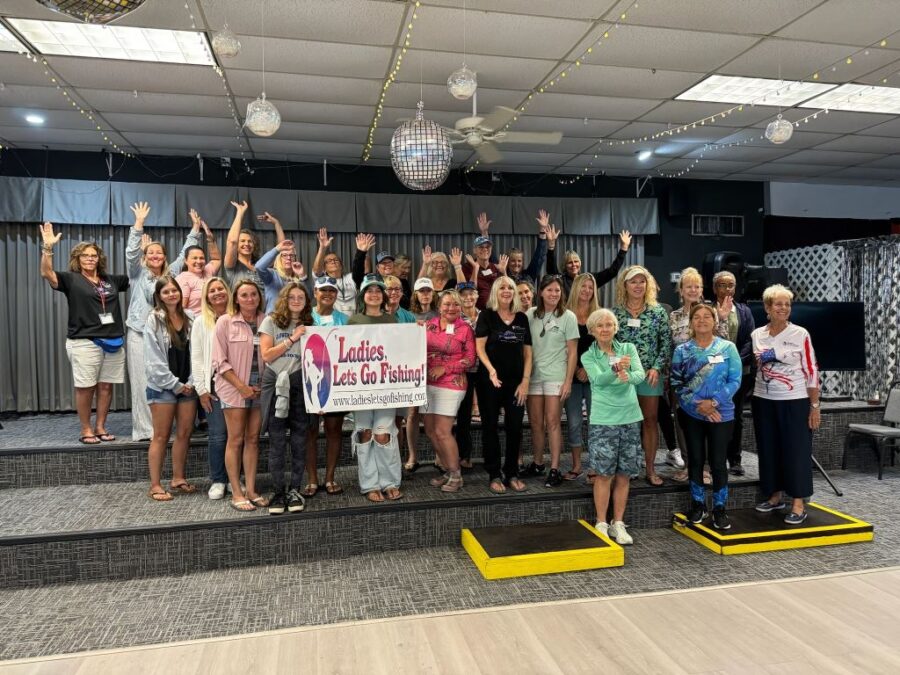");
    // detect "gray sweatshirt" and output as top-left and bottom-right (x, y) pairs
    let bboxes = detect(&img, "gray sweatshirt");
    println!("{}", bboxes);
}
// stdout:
(144, 309), (195, 393)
